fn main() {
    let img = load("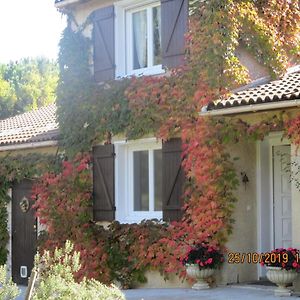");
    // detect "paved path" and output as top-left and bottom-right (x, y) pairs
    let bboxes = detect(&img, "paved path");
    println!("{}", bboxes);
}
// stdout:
(123, 286), (299, 300)
(17, 285), (300, 299)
